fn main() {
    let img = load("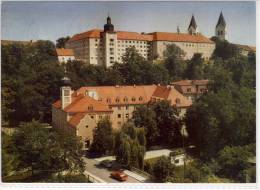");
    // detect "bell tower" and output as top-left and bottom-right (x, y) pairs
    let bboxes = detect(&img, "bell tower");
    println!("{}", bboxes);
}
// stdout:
(60, 66), (72, 109)
(215, 11), (227, 40)
(188, 15), (198, 35)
